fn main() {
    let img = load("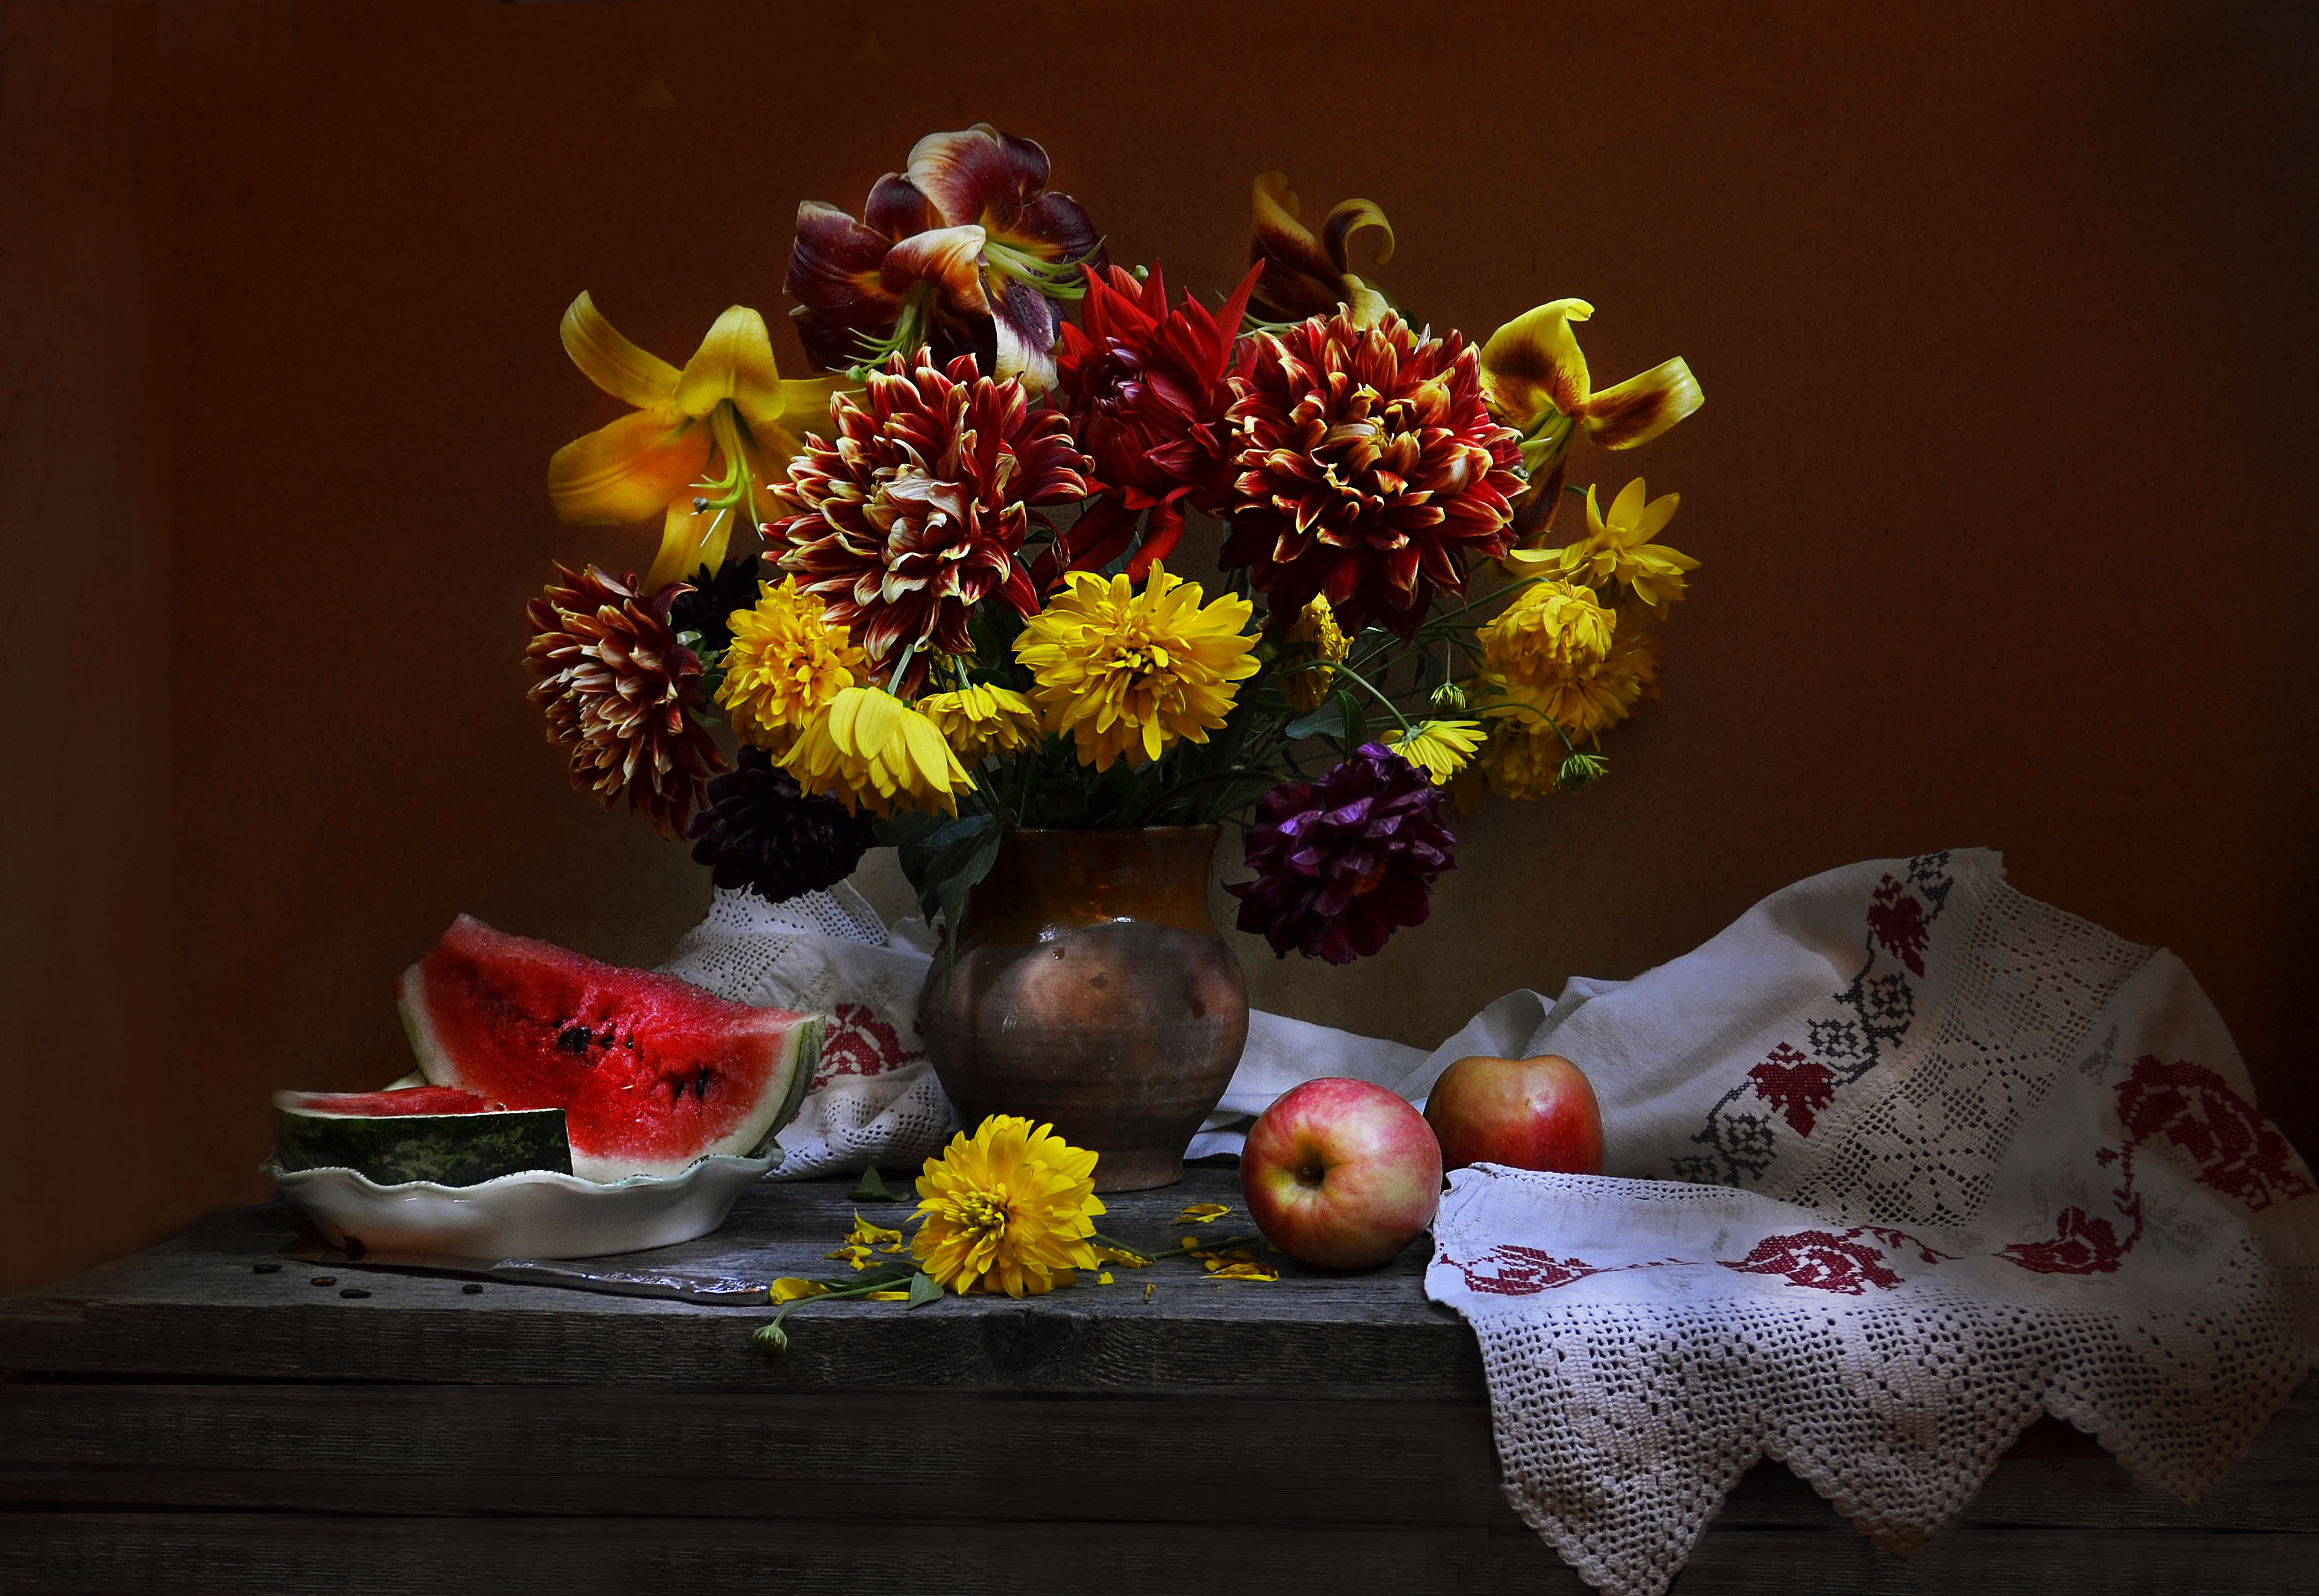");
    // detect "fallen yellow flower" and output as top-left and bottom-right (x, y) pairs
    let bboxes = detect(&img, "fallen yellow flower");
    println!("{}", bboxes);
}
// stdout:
(844, 1212), (907, 1253)
(1174, 1203), (1232, 1226)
